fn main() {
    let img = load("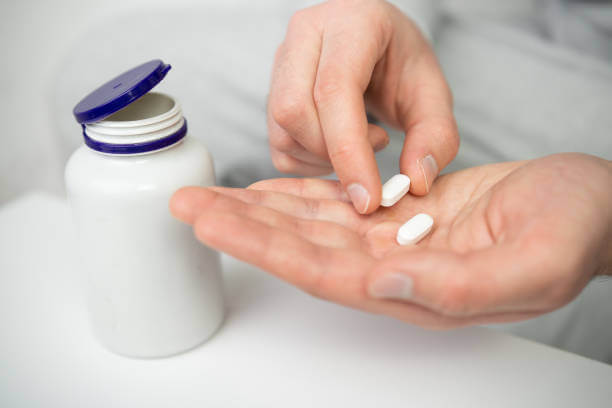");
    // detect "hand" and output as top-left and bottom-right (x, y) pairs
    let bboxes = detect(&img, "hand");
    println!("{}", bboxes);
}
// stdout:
(170, 154), (612, 328)
(267, 0), (458, 213)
